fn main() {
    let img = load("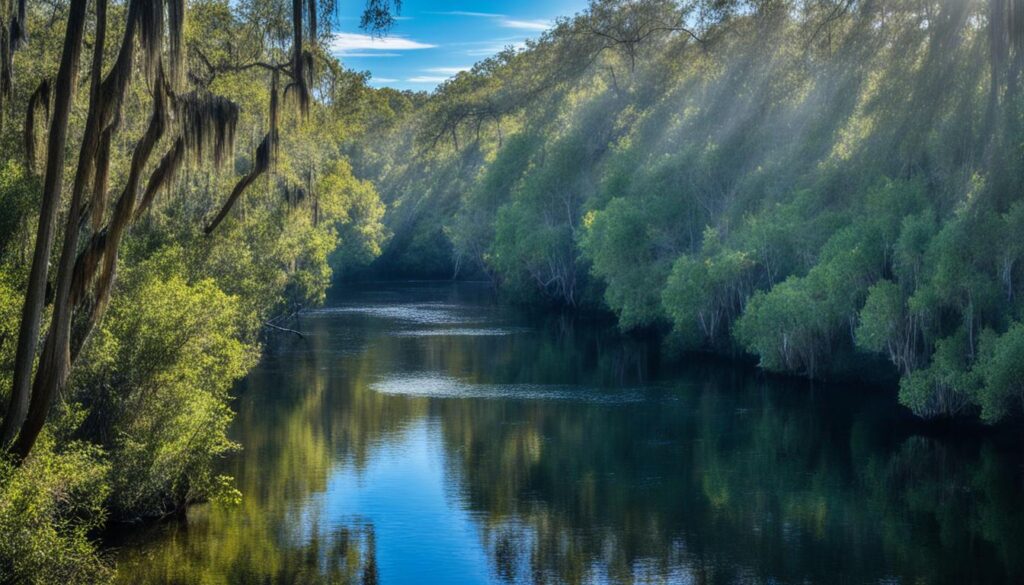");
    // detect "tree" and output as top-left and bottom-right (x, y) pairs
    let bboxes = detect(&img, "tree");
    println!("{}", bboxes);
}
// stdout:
(662, 229), (754, 347)
(856, 280), (919, 375)
(975, 322), (1024, 422)
(1, 0), (399, 461)
(352, 0), (1022, 422)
